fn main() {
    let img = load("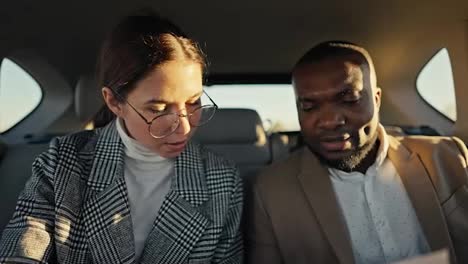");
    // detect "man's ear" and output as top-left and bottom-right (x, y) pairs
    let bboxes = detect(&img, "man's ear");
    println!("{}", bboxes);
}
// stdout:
(102, 87), (124, 117)
(375, 86), (382, 111)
